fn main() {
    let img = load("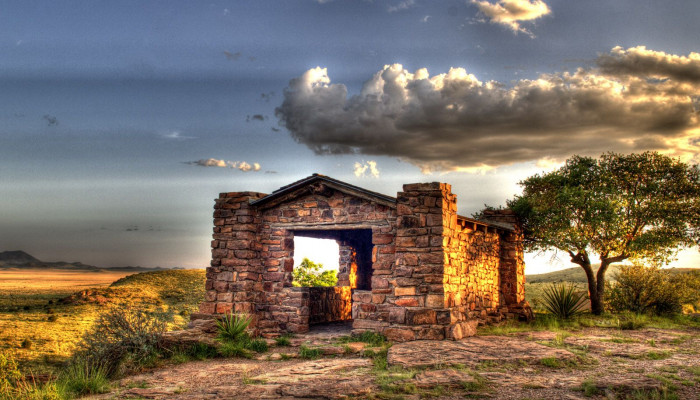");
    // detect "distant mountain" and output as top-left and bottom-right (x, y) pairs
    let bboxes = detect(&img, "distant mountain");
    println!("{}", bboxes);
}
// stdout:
(0, 250), (182, 271)
(0, 250), (40, 264)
